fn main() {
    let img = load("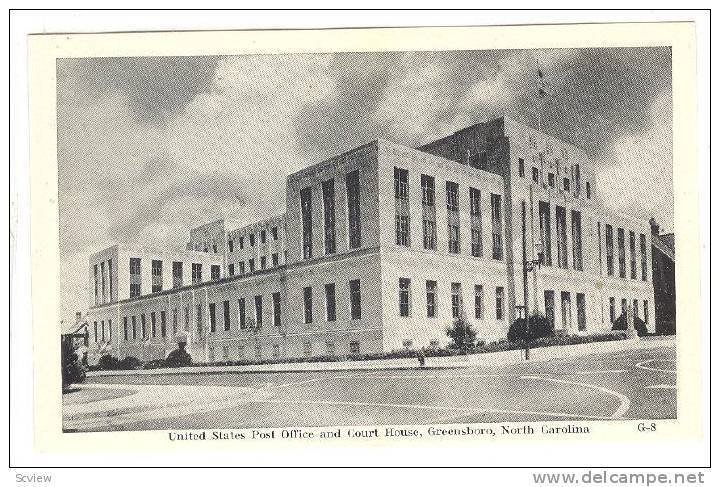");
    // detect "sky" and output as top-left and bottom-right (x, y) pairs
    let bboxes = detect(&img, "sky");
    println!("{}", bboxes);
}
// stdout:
(57, 47), (673, 324)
